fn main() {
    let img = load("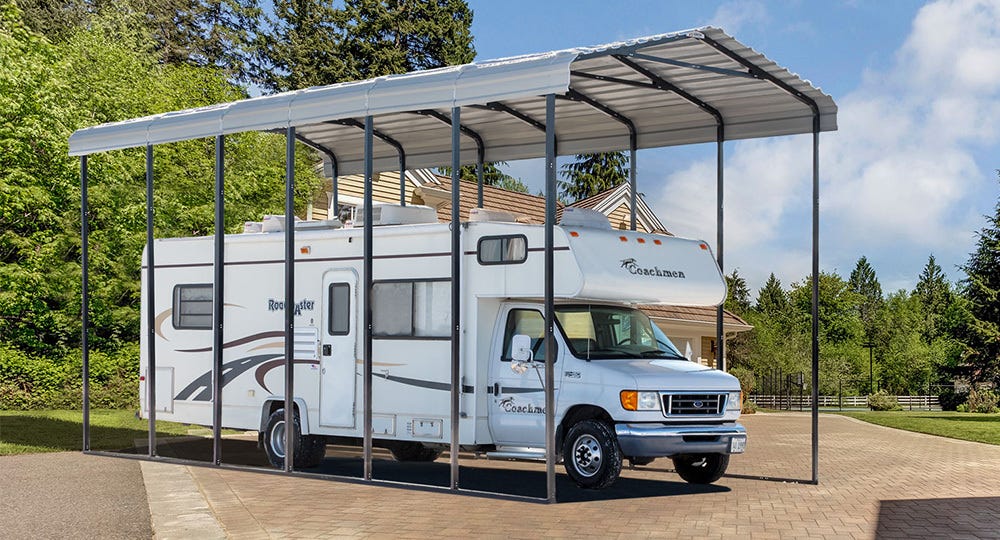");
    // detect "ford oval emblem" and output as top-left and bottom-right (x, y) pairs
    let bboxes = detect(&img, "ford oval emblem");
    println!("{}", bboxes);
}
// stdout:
(694, 400), (704, 408)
